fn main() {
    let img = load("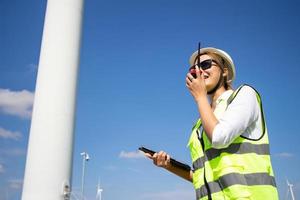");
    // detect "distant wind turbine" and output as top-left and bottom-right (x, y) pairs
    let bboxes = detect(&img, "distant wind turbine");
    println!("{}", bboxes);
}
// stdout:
(285, 179), (295, 200)
(96, 178), (103, 200)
